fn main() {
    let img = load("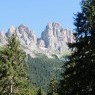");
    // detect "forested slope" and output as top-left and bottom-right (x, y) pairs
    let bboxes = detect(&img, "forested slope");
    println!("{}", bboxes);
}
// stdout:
(27, 54), (65, 92)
